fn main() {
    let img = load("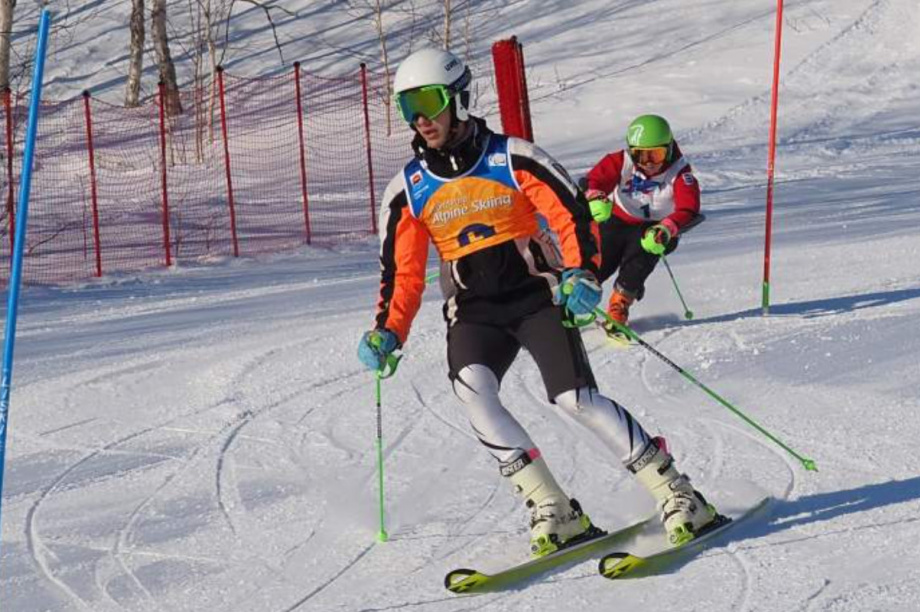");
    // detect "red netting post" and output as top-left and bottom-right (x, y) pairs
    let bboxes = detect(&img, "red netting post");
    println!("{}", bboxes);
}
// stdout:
(3, 87), (14, 256)
(82, 91), (103, 277)
(157, 81), (173, 267)
(359, 63), (378, 235)
(491, 37), (534, 142)
(293, 62), (312, 244)
(216, 67), (240, 257)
